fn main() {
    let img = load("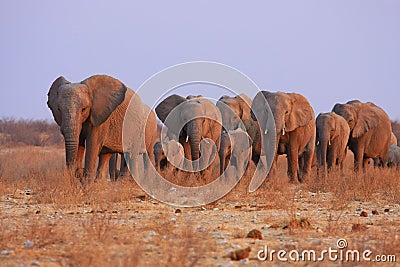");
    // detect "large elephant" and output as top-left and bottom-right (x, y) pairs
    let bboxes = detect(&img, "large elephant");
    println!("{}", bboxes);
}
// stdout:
(315, 112), (350, 176)
(219, 129), (252, 177)
(332, 100), (392, 171)
(251, 91), (316, 182)
(155, 94), (222, 171)
(216, 94), (252, 131)
(47, 75), (147, 182)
